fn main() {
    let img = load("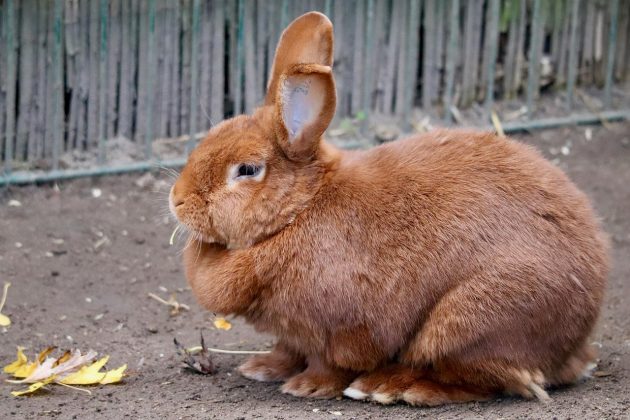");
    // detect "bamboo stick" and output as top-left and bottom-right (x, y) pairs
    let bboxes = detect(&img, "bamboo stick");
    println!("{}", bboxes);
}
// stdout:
(422, 0), (436, 109)
(383, 0), (400, 115)
(211, 0), (225, 123)
(106, 0), (121, 139)
(199, 0), (212, 129)
(351, 0), (365, 116)
(483, 0), (500, 114)
(244, 0), (257, 114)
(603, 0), (619, 108)
(233, 0), (244, 116)
(362, 0), (375, 114)
(188, 0), (201, 153)
(117, 0), (137, 139)
(461, 0), (482, 106)
(0, 4), (6, 163)
(527, 0), (543, 119)
(74, 0), (89, 151)
(404, 0), (421, 123)
(3, 0), (17, 173)
(168, 0), (181, 136)
(556, 0), (571, 87)
(567, 0), (580, 110)
(443, 0), (459, 123)
(180, 0), (191, 135)
(144, 0), (157, 157)
(87, 0), (100, 150)
(52, 0), (64, 169)
(16, 0), (37, 161)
